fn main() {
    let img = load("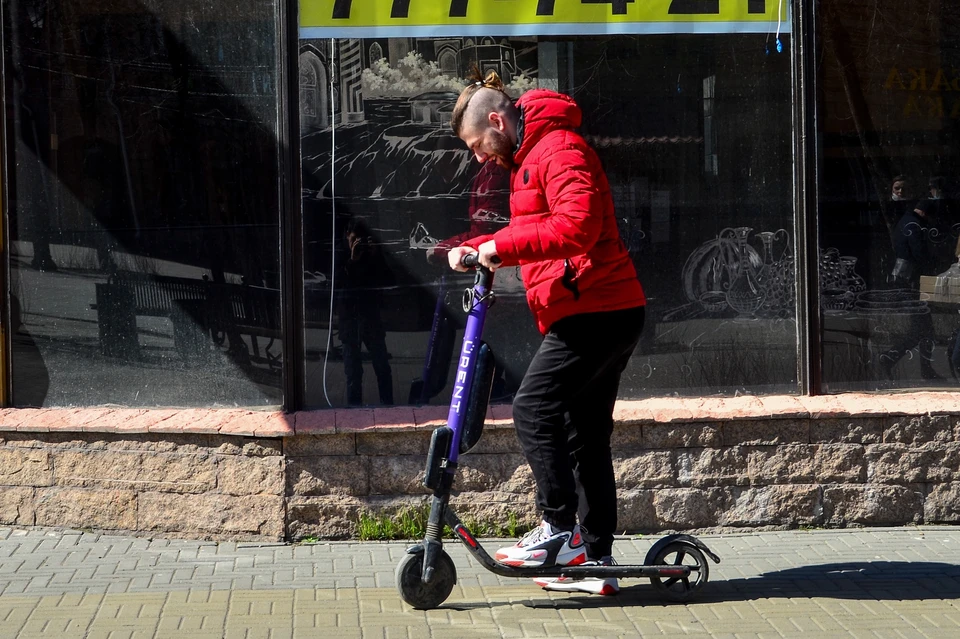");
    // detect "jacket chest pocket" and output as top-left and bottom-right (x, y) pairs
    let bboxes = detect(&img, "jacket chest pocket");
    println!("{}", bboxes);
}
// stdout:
(511, 167), (547, 216)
